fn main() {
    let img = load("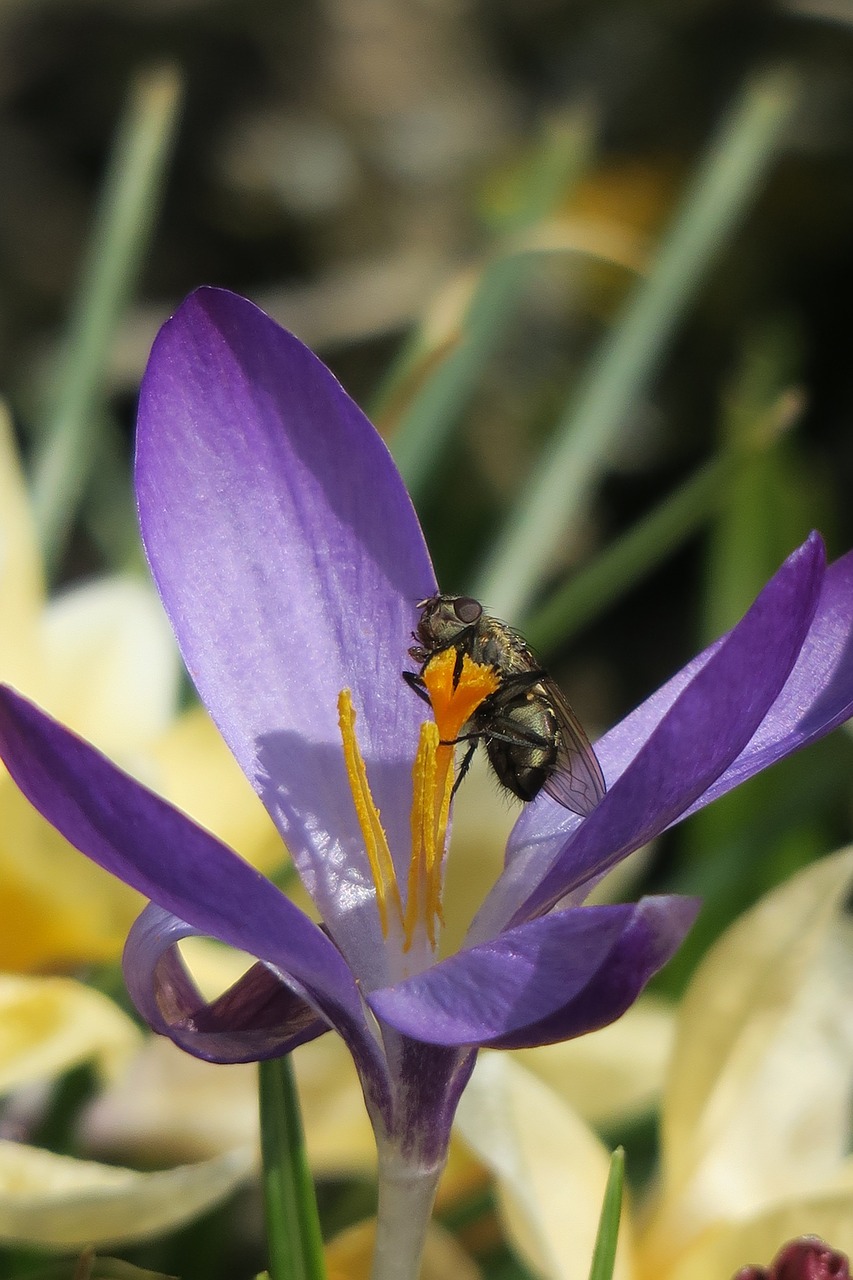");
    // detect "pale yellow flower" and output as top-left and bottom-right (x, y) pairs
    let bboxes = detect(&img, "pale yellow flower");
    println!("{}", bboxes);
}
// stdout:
(457, 849), (853, 1280)
(0, 973), (253, 1247)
